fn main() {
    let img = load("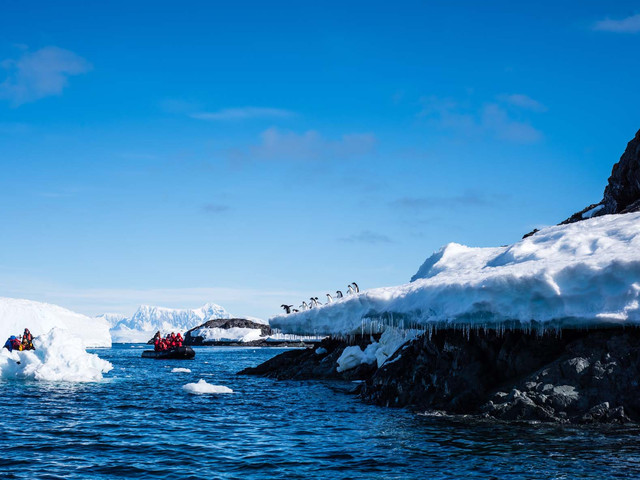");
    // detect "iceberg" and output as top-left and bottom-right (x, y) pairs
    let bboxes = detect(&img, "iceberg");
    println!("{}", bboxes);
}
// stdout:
(272, 212), (640, 335)
(183, 379), (233, 395)
(0, 297), (111, 348)
(0, 328), (113, 382)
